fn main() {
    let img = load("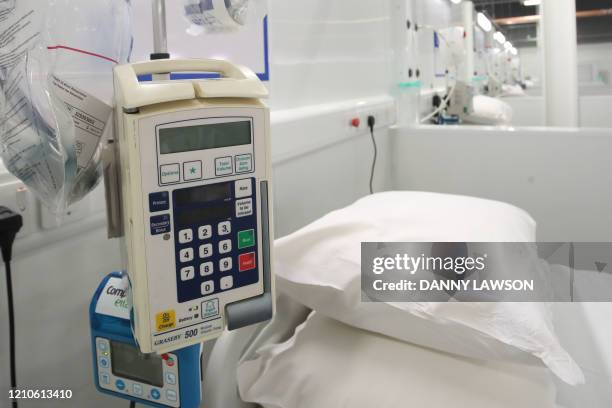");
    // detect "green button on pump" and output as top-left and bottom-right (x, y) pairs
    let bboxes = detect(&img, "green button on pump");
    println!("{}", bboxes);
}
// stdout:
(238, 229), (255, 249)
